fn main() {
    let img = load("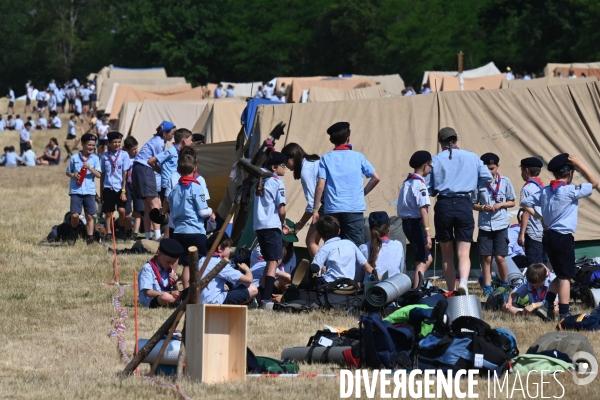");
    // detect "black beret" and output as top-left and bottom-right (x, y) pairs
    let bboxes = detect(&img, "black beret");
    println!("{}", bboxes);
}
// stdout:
(107, 131), (123, 142)
(265, 151), (287, 167)
(368, 211), (389, 230)
(438, 127), (458, 141)
(192, 133), (205, 143)
(480, 152), (499, 166)
(520, 157), (543, 168)
(548, 153), (574, 174)
(409, 150), (432, 168)
(327, 121), (350, 135)
(81, 133), (97, 143)
(158, 238), (183, 258)
(206, 232), (231, 253)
